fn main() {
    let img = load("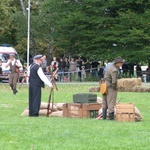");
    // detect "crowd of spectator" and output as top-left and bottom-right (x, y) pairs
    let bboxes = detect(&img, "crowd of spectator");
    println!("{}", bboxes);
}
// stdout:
(40, 56), (101, 82)
(29, 55), (150, 82)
